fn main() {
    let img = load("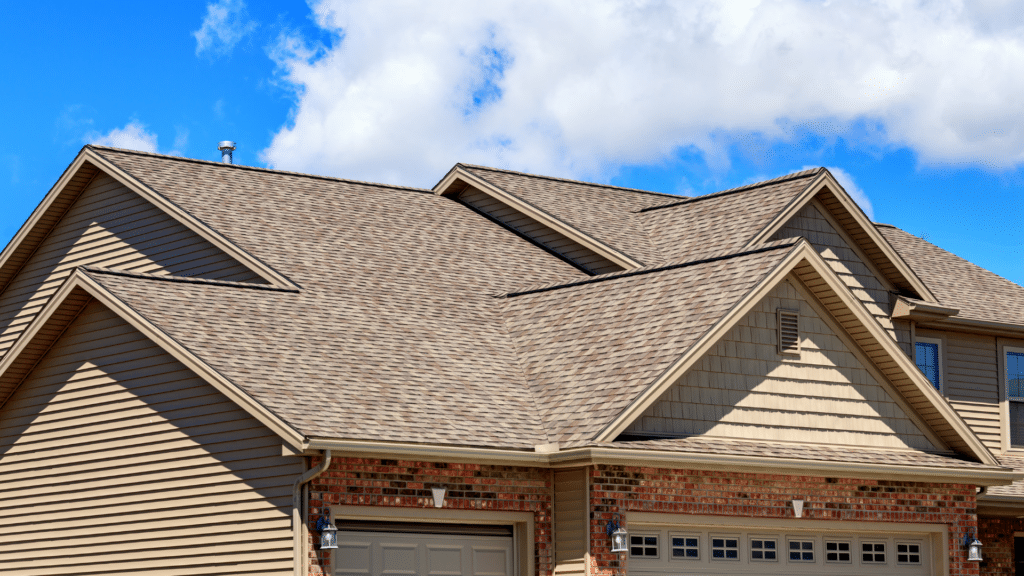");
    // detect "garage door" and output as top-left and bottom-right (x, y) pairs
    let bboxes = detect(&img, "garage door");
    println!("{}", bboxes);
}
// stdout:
(627, 526), (932, 576)
(336, 522), (516, 576)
